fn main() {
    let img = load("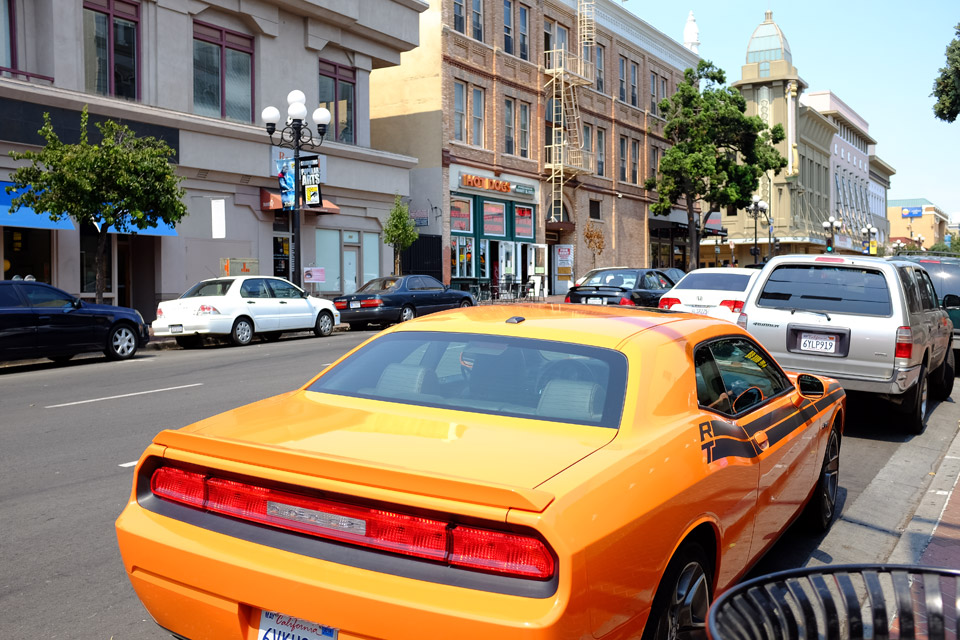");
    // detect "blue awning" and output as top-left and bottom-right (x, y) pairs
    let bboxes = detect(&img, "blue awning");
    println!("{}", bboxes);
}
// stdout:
(1, 182), (75, 230)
